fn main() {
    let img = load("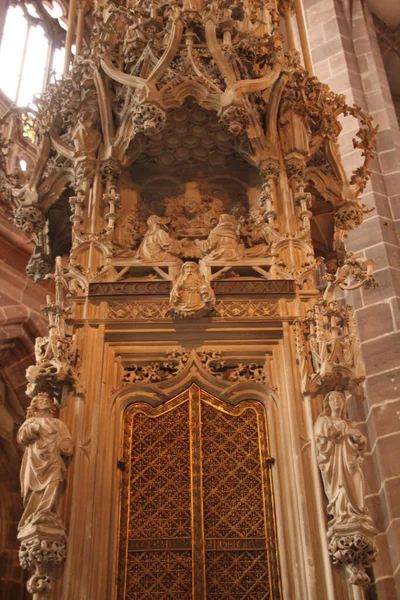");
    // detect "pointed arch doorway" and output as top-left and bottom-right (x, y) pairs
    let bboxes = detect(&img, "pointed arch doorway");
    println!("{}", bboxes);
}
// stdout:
(117, 384), (281, 599)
